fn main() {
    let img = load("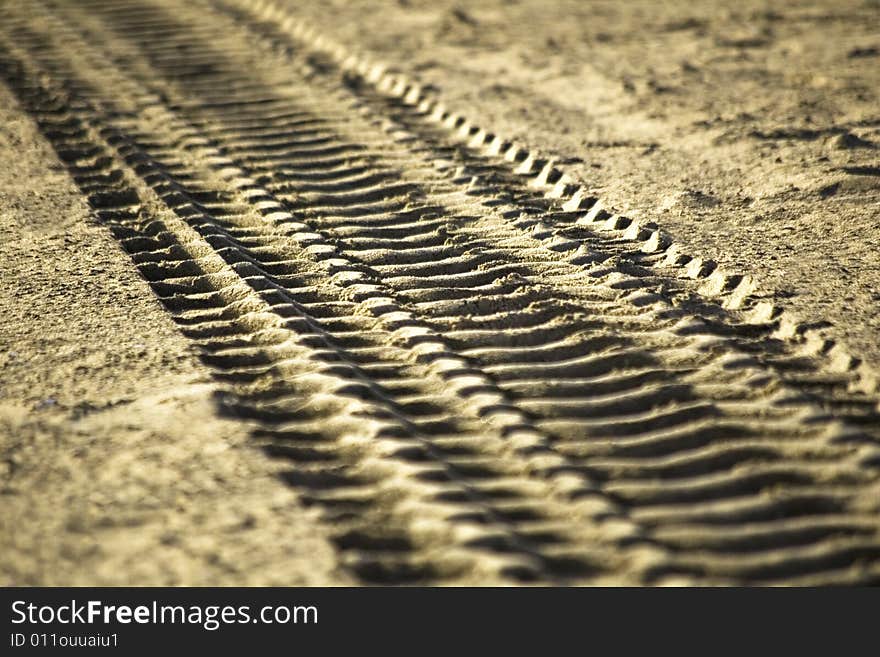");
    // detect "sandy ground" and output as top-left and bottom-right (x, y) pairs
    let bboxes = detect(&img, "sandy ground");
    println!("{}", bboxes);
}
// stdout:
(290, 0), (880, 366)
(0, 83), (346, 585)
(0, 0), (878, 585)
